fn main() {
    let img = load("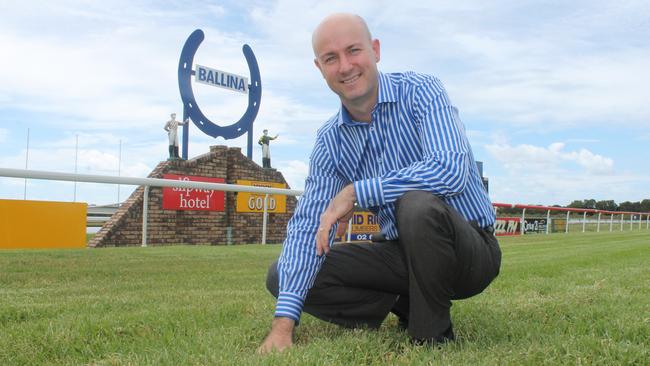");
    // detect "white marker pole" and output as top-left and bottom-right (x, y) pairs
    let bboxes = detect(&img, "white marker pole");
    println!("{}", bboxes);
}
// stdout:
(142, 186), (149, 247)
(620, 214), (624, 231)
(262, 194), (269, 245)
(347, 217), (352, 242)
(74, 134), (78, 202)
(117, 139), (122, 205)
(565, 211), (570, 233)
(24, 128), (30, 199)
